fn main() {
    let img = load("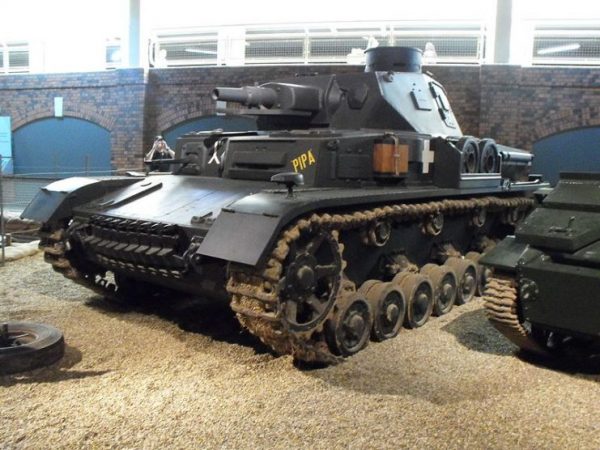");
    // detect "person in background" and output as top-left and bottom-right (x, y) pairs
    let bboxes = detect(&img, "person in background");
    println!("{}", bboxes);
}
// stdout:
(145, 136), (175, 171)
